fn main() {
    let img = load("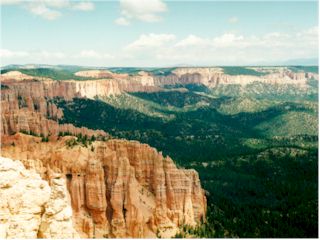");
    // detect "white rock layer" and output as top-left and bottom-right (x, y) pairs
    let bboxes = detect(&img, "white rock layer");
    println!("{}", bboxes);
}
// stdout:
(0, 156), (79, 239)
